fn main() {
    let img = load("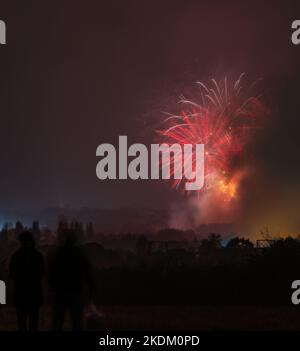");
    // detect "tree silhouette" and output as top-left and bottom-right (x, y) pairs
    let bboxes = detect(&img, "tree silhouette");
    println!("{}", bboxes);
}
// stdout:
(226, 237), (254, 249)
(201, 233), (222, 249)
